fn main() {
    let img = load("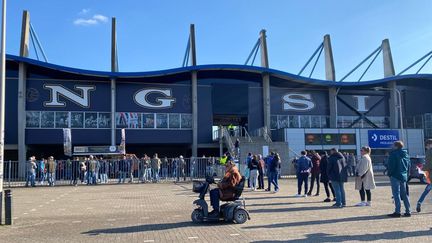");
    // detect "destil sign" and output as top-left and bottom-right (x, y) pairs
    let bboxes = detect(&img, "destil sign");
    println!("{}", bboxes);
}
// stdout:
(368, 130), (400, 149)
